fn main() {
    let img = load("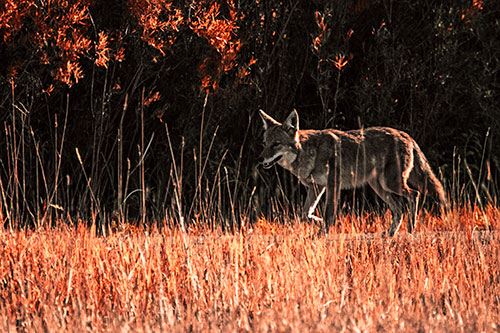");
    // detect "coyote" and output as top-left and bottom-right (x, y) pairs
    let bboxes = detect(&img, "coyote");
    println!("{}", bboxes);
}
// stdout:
(258, 109), (447, 236)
